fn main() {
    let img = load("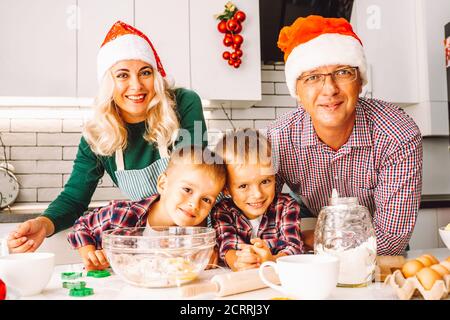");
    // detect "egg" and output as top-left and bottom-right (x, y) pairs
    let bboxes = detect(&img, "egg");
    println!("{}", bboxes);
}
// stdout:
(440, 261), (450, 271)
(416, 255), (433, 267)
(430, 264), (450, 277)
(402, 259), (425, 278)
(416, 267), (443, 290)
(422, 254), (439, 265)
